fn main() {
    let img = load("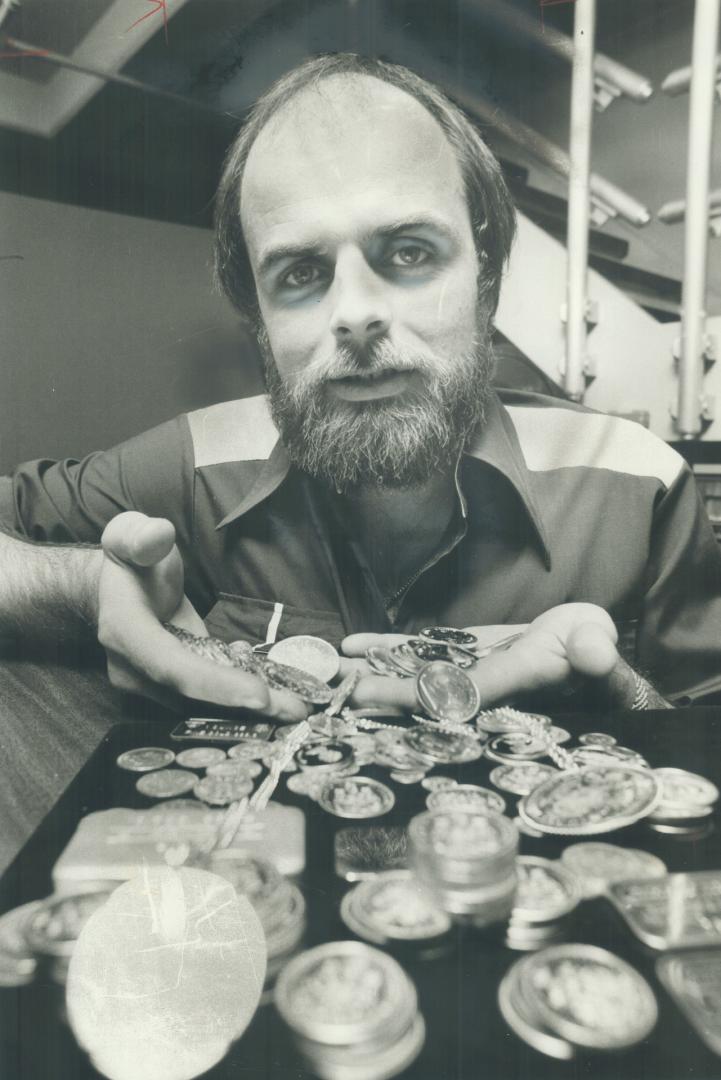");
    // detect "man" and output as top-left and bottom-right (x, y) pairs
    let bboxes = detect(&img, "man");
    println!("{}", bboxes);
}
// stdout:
(2, 54), (721, 721)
